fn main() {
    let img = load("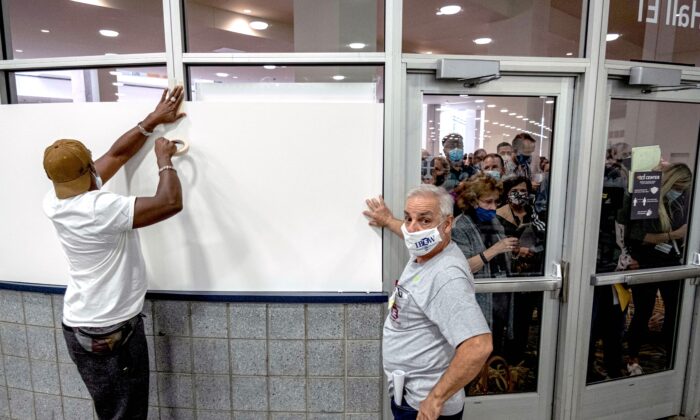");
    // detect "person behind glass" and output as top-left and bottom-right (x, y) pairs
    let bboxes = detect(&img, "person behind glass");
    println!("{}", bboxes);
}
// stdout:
(624, 162), (692, 375)
(497, 141), (513, 164)
(42, 86), (186, 419)
(471, 148), (487, 172)
(480, 153), (505, 181)
(451, 175), (519, 342)
(496, 176), (547, 275)
(505, 133), (537, 179)
(441, 133), (476, 191)
(364, 185), (492, 419)
(431, 156), (450, 187)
